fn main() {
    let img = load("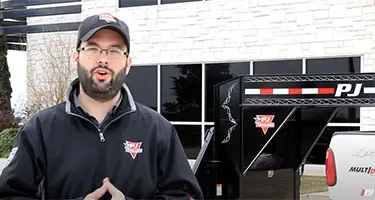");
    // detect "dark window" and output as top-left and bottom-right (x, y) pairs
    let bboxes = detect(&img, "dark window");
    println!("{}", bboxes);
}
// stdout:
(306, 57), (360, 74)
(205, 62), (250, 122)
(161, 0), (201, 4)
(301, 106), (359, 123)
(161, 64), (202, 121)
(125, 65), (157, 111)
(306, 57), (361, 123)
(253, 60), (302, 75)
(307, 126), (359, 164)
(174, 125), (201, 159)
(119, 0), (157, 7)
(331, 108), (359, 123)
